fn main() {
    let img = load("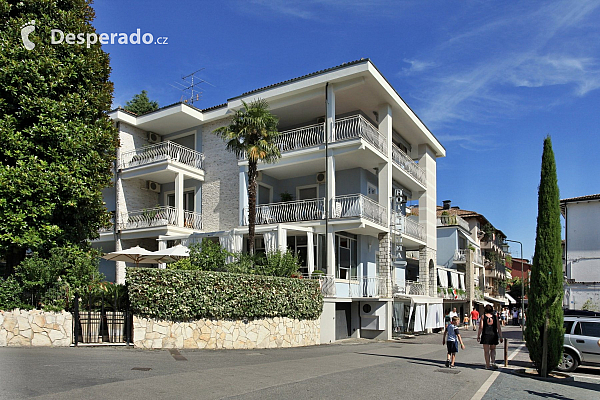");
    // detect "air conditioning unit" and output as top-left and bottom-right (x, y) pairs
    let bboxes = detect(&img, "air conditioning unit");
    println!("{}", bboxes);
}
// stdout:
(147, 132), (162, 143)
(146, 180), (161, 193)
(316, 116), (326, 124)
(316, 172), (326, 184)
